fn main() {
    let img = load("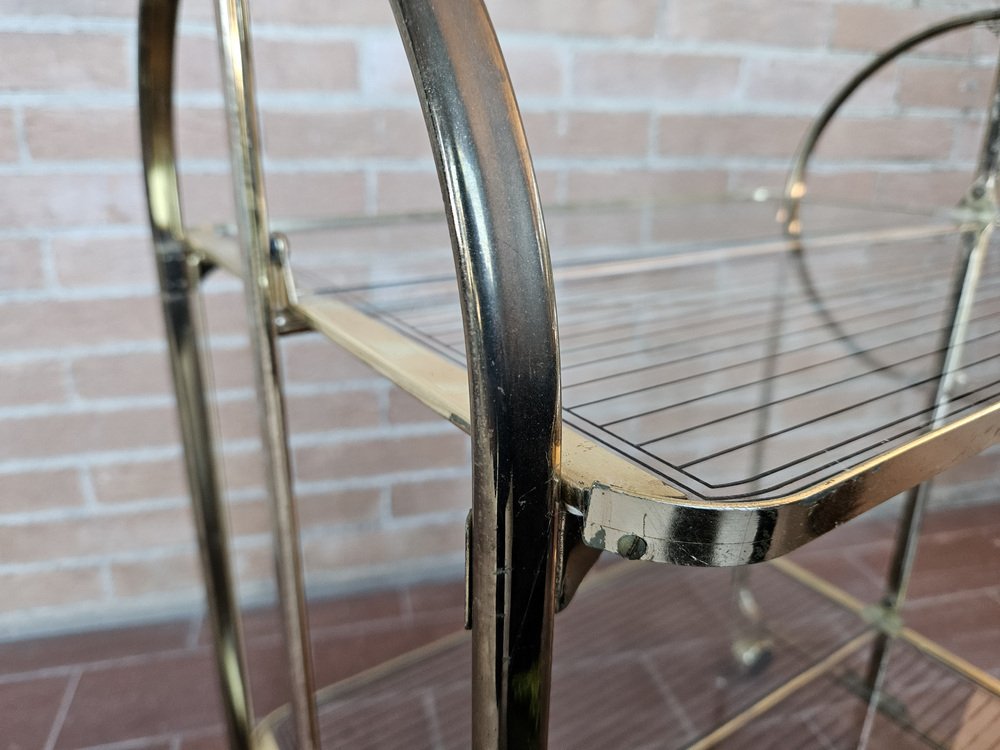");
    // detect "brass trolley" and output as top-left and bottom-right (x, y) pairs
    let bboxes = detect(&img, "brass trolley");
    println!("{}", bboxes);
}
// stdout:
(139, 1), (1000, 747)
